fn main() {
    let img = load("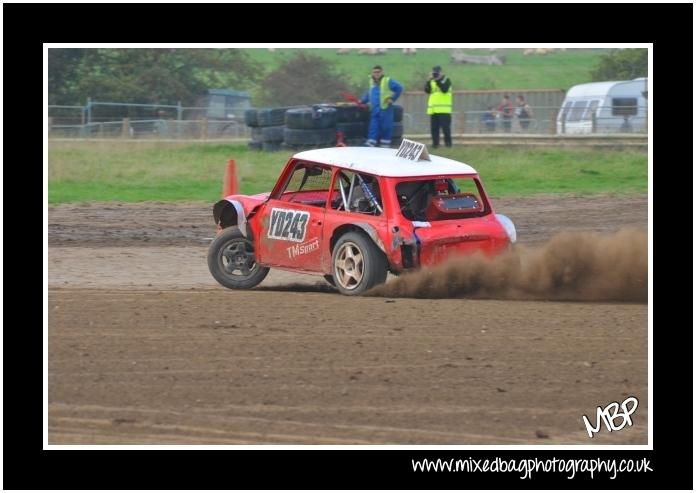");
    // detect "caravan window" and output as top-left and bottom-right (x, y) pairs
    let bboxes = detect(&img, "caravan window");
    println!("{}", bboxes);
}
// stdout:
(612, 98), (638, 116)
(582, 100), (600, 121)
(568, 100), (588, 122)
(559, 101), (573, 121)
